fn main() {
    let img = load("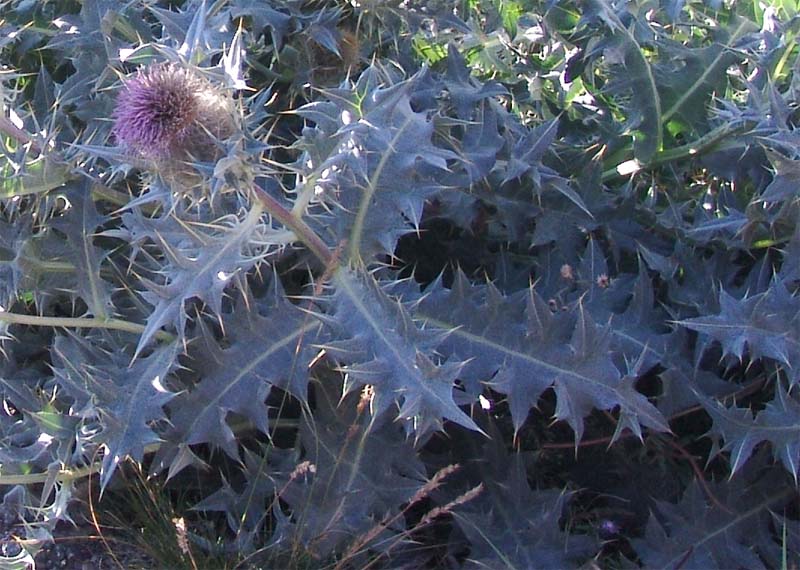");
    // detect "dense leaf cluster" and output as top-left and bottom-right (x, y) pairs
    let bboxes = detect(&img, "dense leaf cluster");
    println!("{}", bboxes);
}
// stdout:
(1, 0), (800, 567)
